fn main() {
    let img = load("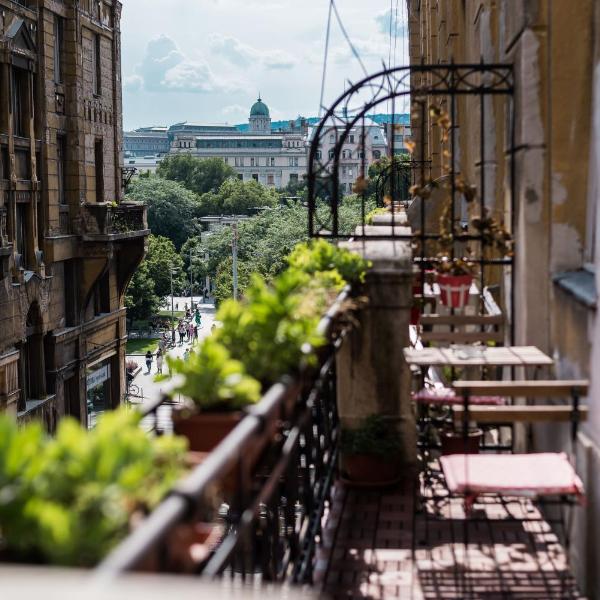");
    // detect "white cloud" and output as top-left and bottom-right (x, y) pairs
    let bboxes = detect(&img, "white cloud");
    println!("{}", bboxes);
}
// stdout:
(209, 33), (296, 70)
(126, 35), (239, 94)
(221, 104), (248, 119)
(375, 8), (408, 39)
